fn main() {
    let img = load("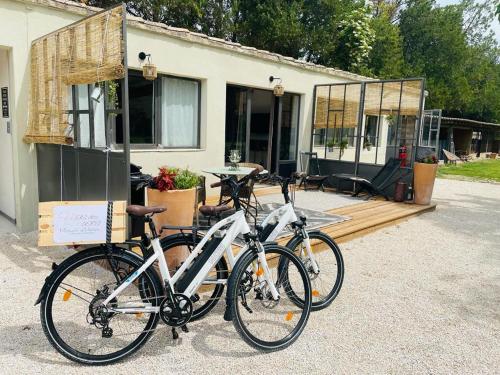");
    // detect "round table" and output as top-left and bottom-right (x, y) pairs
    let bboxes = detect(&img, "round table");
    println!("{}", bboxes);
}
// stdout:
(202, 166), (258, 178)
